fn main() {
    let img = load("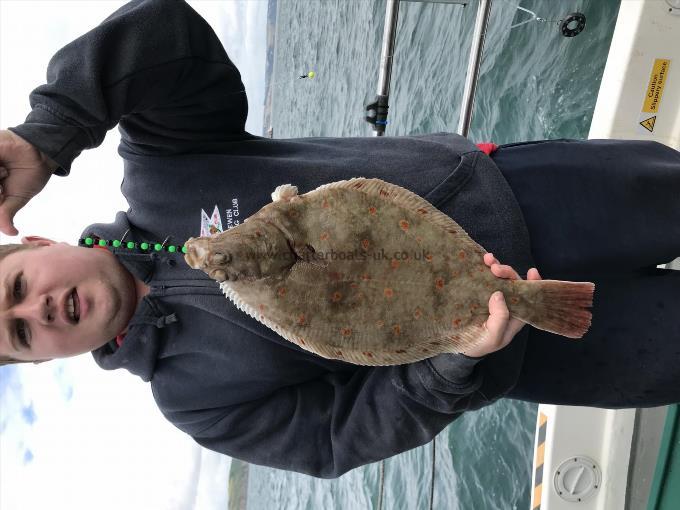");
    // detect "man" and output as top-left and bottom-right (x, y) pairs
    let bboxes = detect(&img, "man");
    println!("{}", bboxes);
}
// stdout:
(0, 0), (535, 478)
(4, 0), (680, 479)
